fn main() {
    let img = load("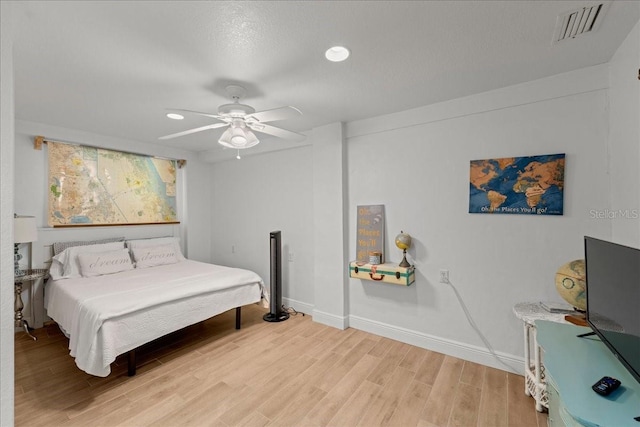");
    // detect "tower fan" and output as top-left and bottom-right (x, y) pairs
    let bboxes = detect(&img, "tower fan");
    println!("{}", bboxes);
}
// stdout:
(263, 231), (289, 322)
